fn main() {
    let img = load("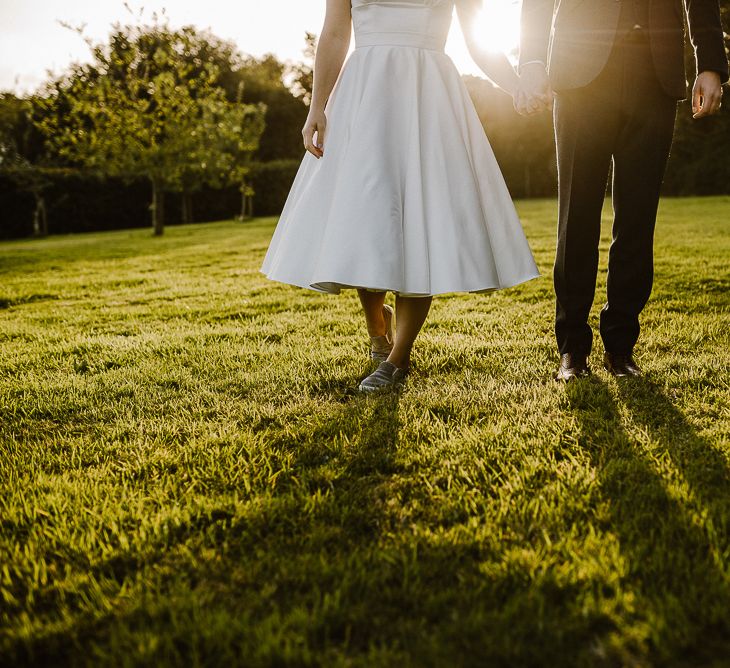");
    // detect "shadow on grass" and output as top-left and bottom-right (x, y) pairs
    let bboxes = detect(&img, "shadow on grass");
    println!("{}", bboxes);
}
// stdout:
(37, 383), (595, 666)
(616, 377), (730, 541)
(291, 384), (405, 537)
(565, 377), (730, 665)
